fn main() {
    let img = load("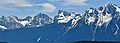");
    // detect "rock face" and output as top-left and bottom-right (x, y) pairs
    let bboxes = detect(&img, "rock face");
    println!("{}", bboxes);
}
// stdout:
(26, 13), (53, 27)
(0, 15), (23, 29)
(0, 3), (120, 42)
